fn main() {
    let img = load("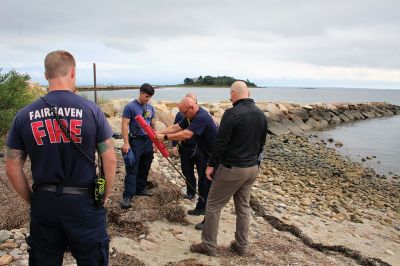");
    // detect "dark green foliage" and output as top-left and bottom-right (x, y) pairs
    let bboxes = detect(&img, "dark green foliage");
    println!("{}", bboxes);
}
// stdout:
(183, 75), (257, 87)
(0, 69), (33, 147)
(183, 77), (194, 85)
